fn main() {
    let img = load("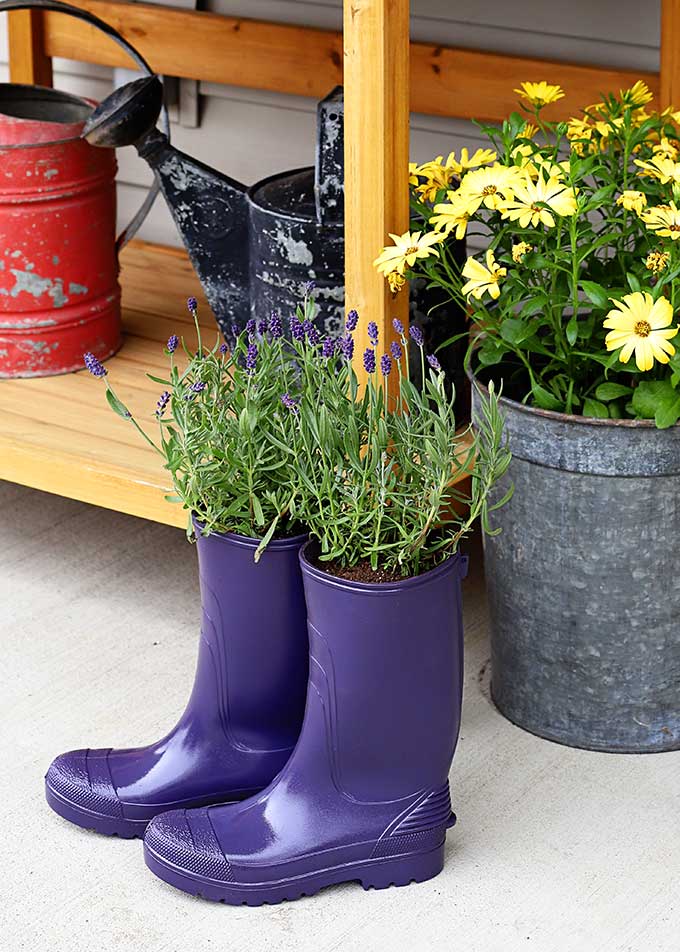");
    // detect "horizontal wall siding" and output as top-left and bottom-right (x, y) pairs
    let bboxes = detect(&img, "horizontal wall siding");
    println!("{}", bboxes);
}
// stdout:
(0, 2), (663, 249)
